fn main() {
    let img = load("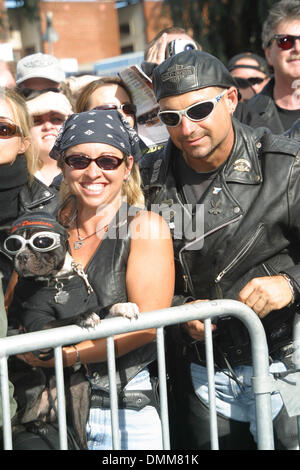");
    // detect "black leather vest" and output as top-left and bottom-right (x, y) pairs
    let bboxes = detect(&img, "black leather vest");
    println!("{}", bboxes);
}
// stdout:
(85, 202), (156, 391)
